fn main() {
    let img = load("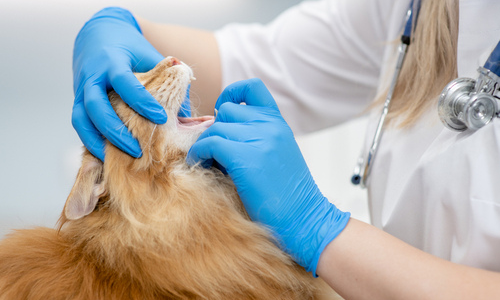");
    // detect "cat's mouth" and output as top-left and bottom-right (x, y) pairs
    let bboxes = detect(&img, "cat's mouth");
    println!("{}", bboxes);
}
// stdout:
(168, 57), (215, 132)
(157, 56), (215, 133)
(177, 116), (214, 131)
